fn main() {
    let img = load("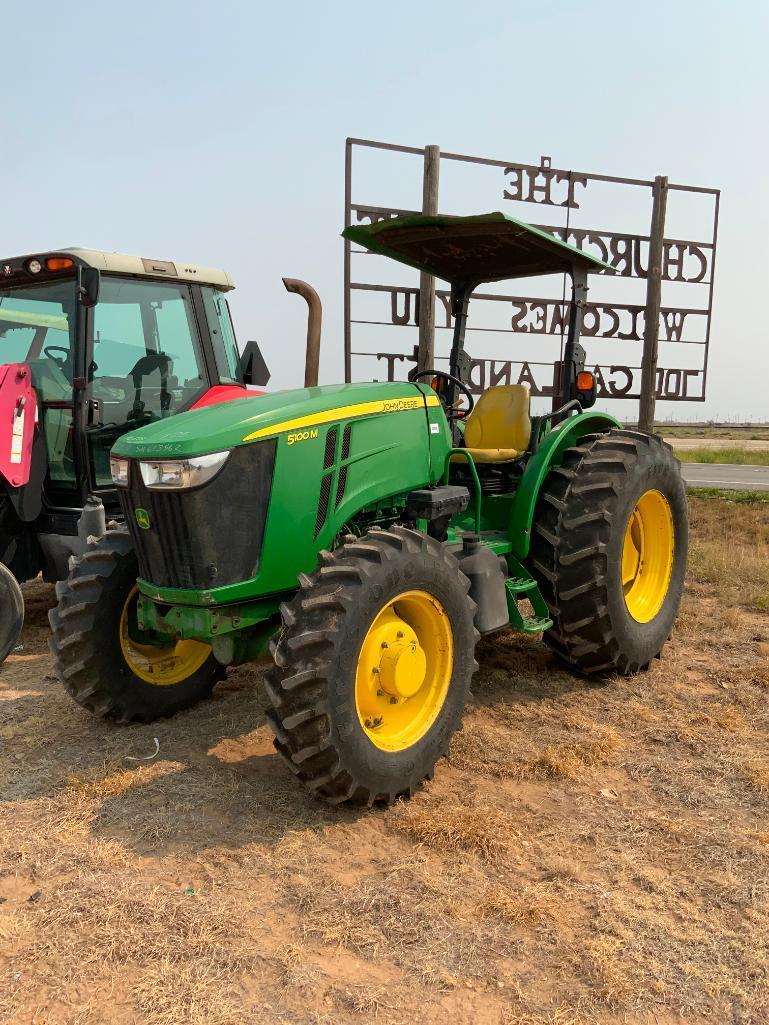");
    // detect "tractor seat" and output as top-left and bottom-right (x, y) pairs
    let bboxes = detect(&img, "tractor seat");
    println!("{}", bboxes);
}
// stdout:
(452, 384), (532, 463)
